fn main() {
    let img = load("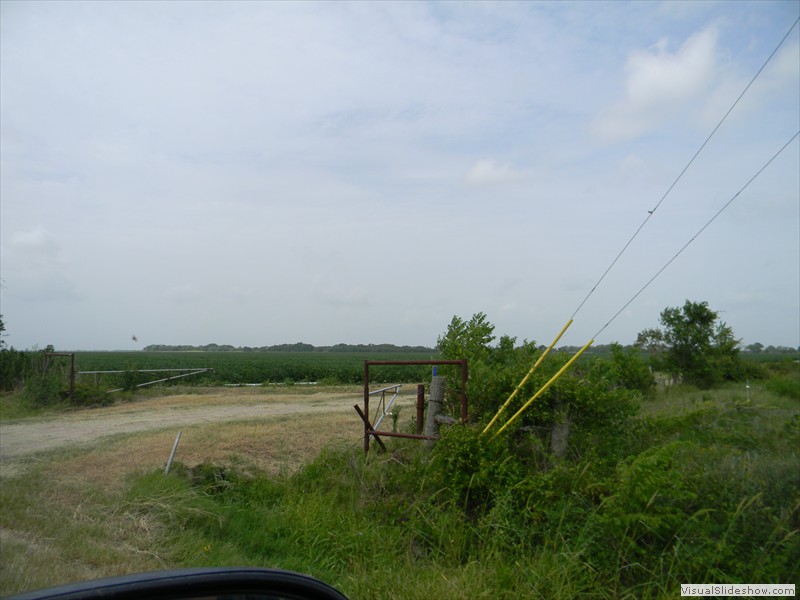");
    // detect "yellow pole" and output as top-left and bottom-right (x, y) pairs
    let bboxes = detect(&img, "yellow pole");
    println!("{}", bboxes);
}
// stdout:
(492, 338), (594, 439)
(482, 319), (573, 435)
